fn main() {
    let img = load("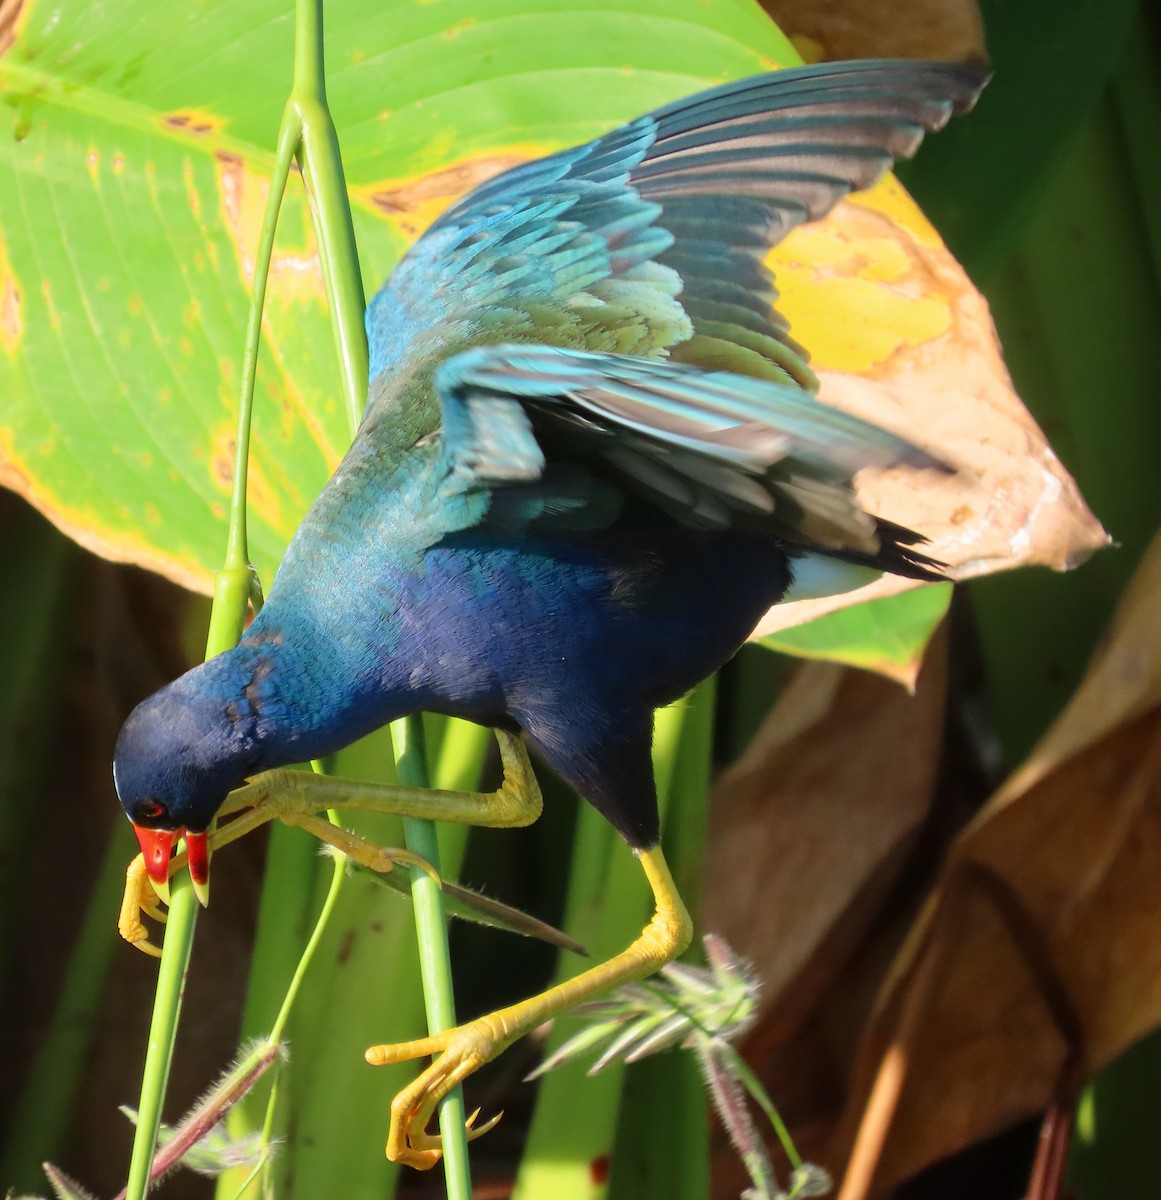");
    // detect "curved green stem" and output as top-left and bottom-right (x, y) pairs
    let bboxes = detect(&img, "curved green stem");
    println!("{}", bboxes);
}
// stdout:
(127, 2), (466, 1195)
(290, 0), (470, 1192)
(123, 30), (304, 1200)
(290, 0), (366, 434)
(223, 109), (302, 574)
